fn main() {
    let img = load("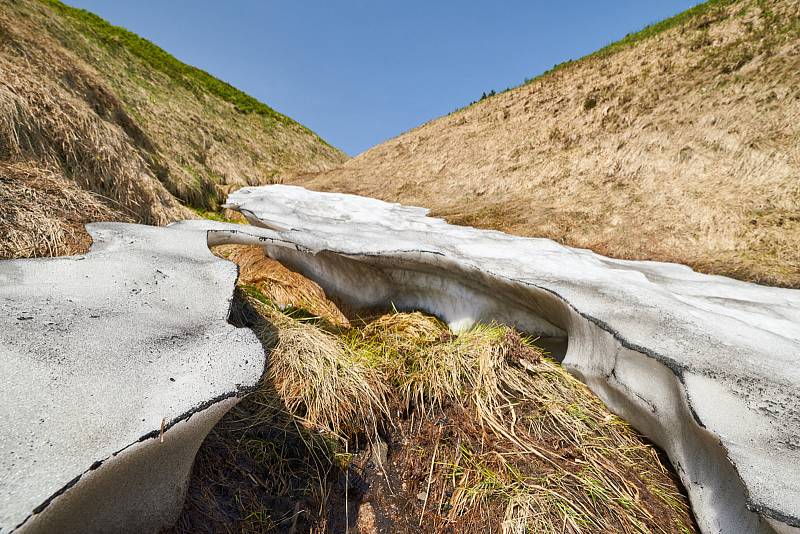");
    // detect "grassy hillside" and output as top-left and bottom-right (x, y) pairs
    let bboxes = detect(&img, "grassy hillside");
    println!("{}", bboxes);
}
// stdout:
(0, 0), (346, 259)
(296, 0), (800, 287)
